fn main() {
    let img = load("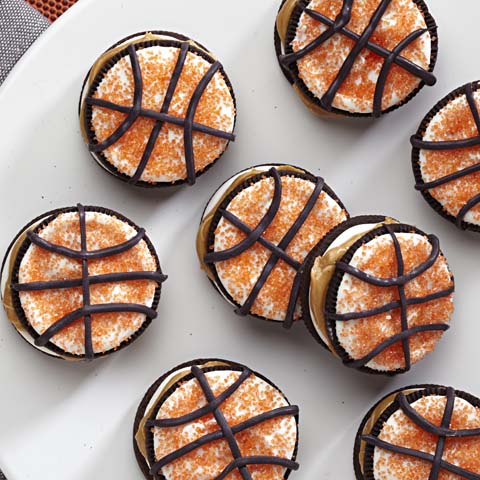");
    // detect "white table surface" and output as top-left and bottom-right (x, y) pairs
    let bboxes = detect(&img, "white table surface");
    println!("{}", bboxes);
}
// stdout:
(0, 0), (479, 478)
